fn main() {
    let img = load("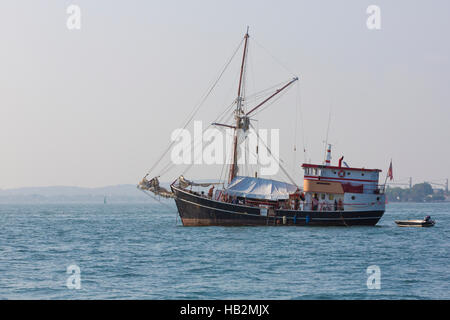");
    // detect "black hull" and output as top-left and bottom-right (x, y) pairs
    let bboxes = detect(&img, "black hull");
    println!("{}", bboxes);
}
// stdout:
(171, 186), (384, 227)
